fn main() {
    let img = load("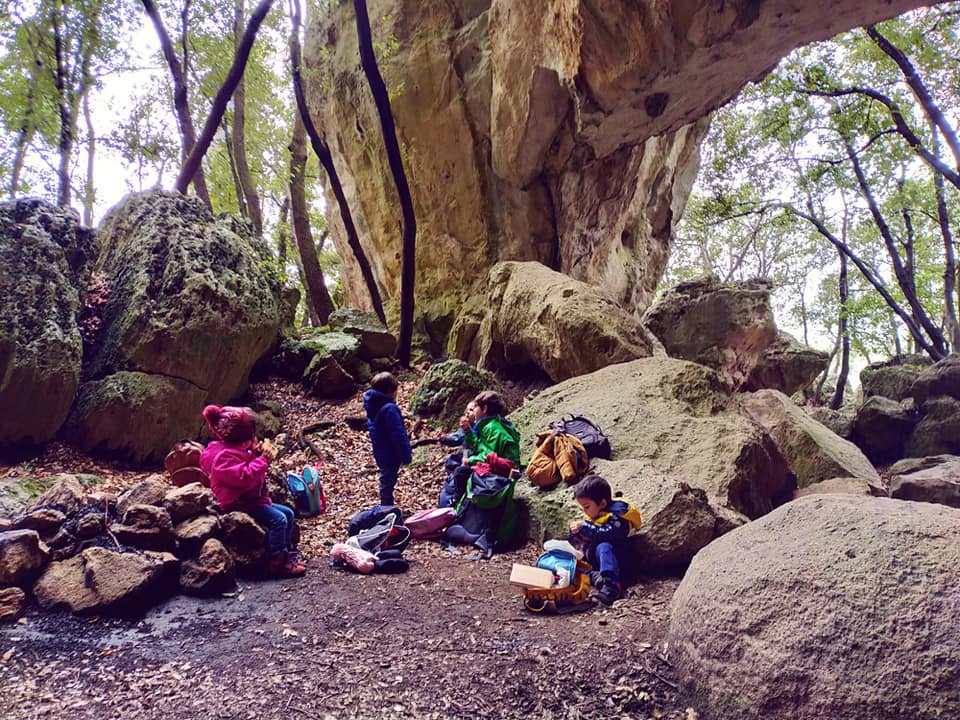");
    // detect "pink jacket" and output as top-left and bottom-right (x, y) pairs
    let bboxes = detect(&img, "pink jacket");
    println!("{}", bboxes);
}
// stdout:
(199, 441), (272, 512)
